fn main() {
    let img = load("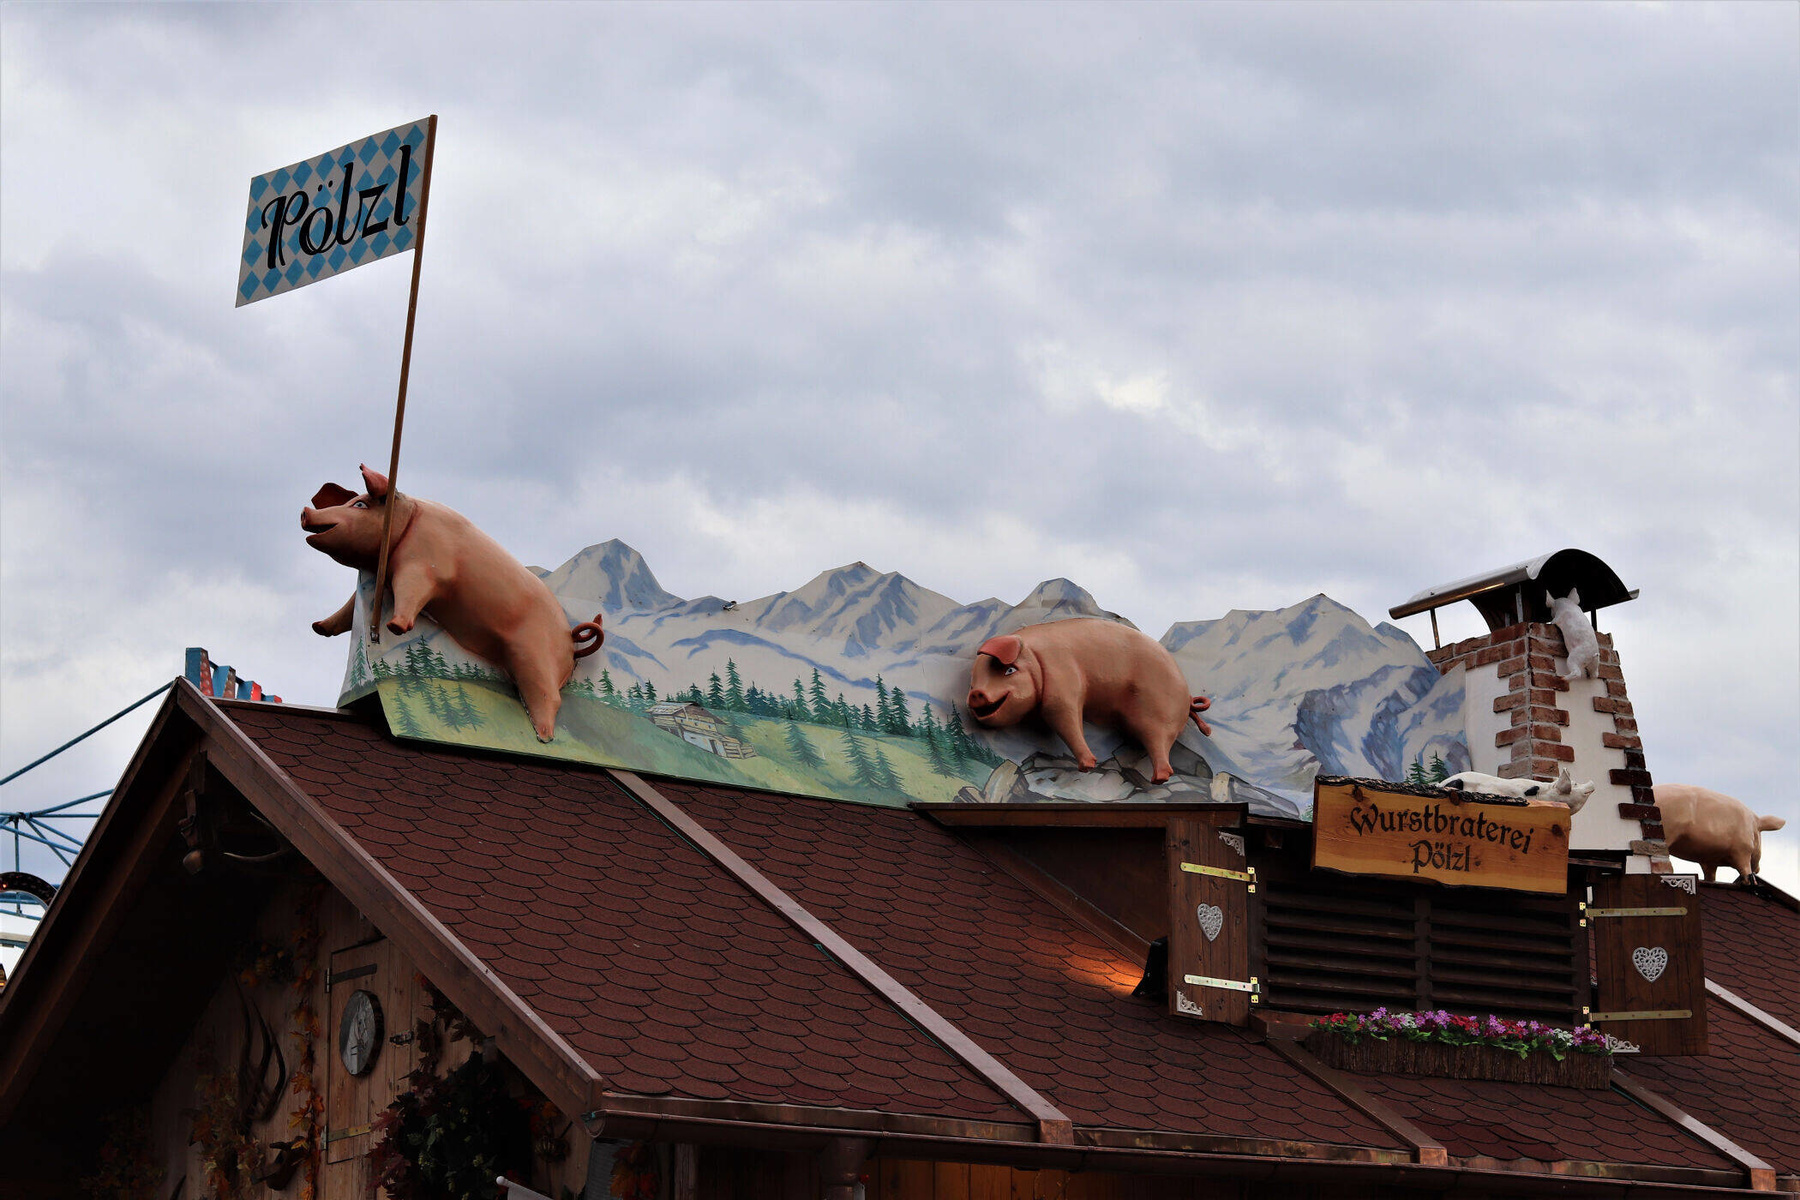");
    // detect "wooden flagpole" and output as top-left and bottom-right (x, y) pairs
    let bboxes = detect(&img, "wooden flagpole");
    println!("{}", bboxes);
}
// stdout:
(368, 113), (439, 643)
